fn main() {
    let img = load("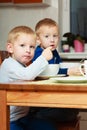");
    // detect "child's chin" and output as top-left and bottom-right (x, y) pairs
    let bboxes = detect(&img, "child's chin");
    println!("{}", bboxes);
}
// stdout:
(52, 48), (56, 51)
